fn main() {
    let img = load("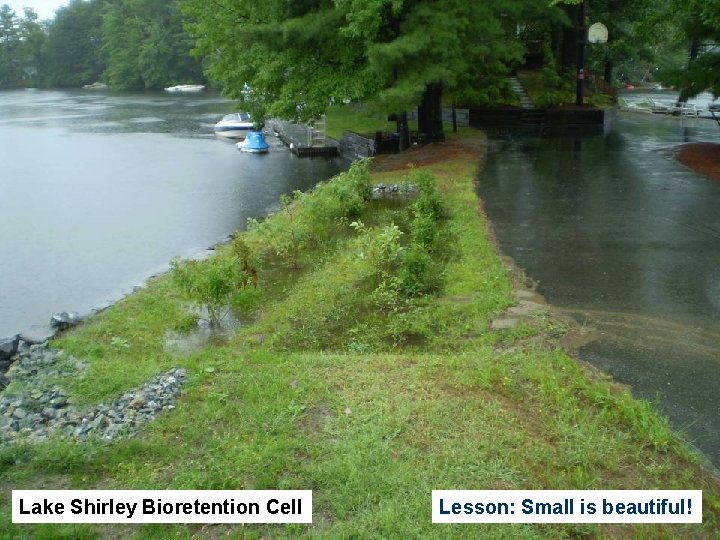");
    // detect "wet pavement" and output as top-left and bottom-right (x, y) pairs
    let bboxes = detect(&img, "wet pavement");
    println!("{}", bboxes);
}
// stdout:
(478, 112), (720, 469)
(0, 89), (346, 337)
